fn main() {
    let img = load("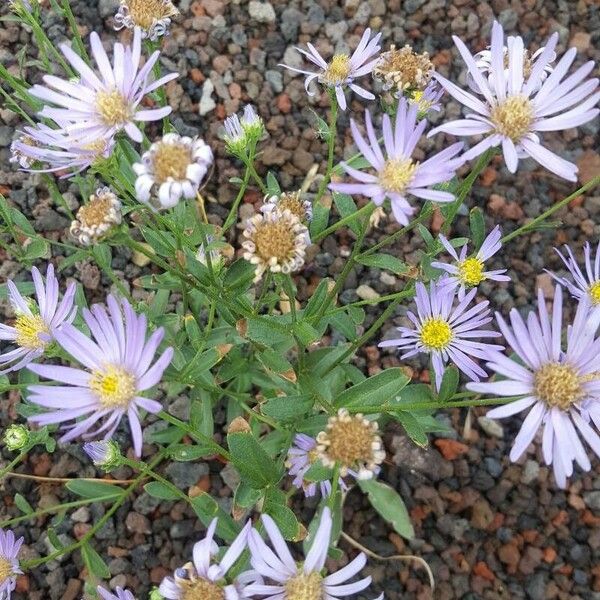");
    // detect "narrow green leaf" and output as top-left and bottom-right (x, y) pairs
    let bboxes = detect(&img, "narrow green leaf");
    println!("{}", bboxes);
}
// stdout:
(359, 479), (414, 539)
(81, 541), (111, 579)
(334, 368), (410, 408)
(356, 253), (408, 275)
(14, 493), (33, 515)
(469, 207), (486, 250)
(190, 493), (240, 542)
(65, 480), (122, 500)
(437, 366), (459, 403)
(332, 192), (360, 235)
(144, 481), (180, 500)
